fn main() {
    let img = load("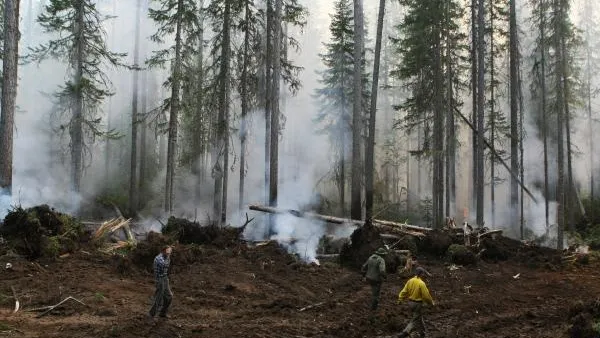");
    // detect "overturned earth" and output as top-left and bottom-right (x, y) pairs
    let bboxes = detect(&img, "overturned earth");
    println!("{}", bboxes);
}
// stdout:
(0, 210), (597, 338)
